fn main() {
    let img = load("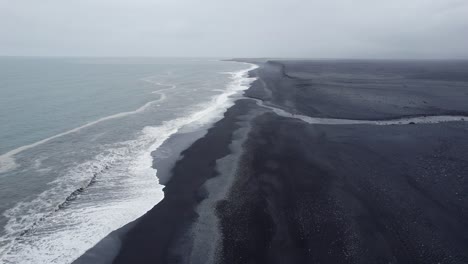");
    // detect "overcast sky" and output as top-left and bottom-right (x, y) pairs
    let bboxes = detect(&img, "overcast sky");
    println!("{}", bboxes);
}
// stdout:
(1, 0), (468, 58)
